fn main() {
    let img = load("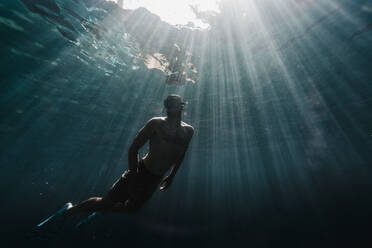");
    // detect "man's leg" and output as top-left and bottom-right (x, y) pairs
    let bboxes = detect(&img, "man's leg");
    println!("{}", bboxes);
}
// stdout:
(64, 195), (115, 216)
(65, 170), (135, 216)
(108, 199), (143, 213)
